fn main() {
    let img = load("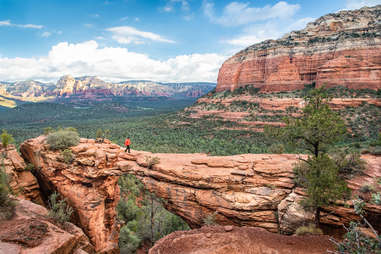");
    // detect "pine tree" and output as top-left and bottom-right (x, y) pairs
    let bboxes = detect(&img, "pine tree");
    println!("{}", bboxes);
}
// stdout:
(280, 87), (350, 227)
